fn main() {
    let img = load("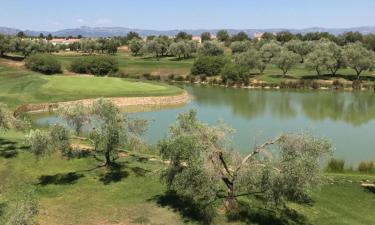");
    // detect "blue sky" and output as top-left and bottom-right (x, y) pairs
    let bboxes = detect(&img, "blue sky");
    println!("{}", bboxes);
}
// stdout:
(1, 0), (374, 31)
